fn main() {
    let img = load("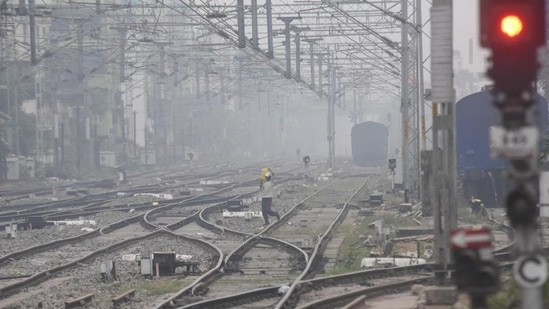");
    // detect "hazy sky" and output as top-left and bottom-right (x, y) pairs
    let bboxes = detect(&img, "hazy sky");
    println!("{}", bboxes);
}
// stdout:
(453, 0), (489, 74)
